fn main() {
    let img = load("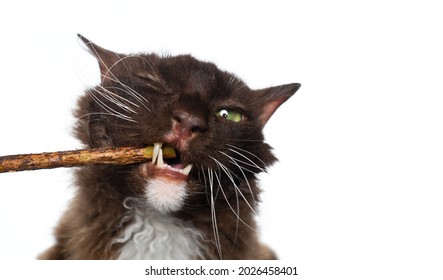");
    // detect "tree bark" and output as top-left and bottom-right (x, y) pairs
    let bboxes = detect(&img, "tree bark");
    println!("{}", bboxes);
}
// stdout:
(0, 146), (176, 173)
